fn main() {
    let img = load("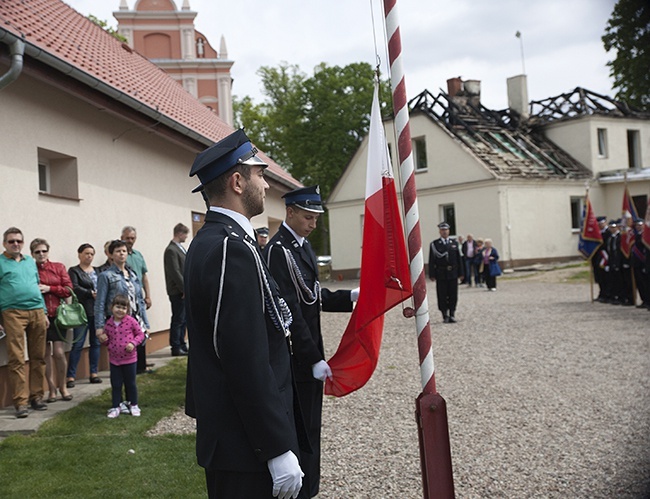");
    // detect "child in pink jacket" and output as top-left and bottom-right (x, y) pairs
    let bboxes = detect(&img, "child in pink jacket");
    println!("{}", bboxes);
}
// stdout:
(98, 294), (145, 418)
